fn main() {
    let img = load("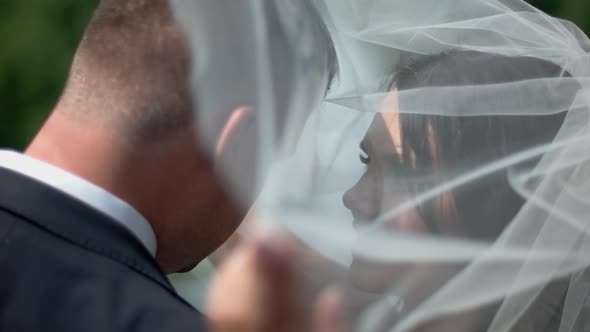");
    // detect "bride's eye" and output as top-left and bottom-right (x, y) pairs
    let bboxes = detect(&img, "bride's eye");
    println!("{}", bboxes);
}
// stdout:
(360, 149), (371, 165)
